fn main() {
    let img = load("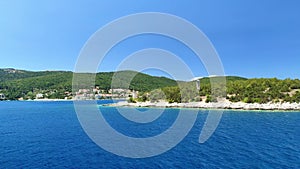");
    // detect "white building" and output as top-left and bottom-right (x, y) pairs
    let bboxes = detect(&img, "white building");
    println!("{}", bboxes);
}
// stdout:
(132, 90), (139, 99)
(36, 93), (44, 99)
(0, 93), (5, 100)
(109, 88), (130, 94)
